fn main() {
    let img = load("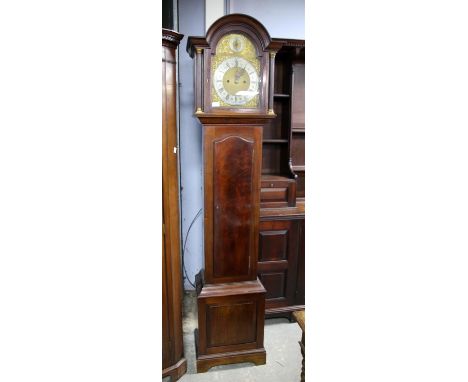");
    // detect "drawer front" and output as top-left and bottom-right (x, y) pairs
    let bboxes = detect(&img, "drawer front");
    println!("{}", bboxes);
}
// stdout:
(261, 187), (288, 202)
(260, 179), (295, 208)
